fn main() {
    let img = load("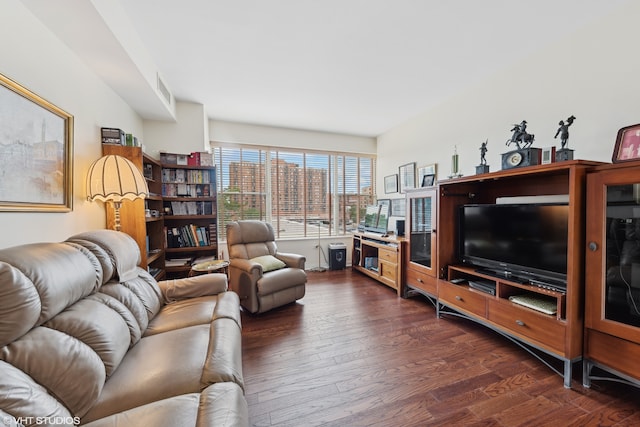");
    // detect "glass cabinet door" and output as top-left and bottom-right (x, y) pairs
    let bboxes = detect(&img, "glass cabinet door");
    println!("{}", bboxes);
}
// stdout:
(604, 183), (640, 327)
(409, 190), (435, 269)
